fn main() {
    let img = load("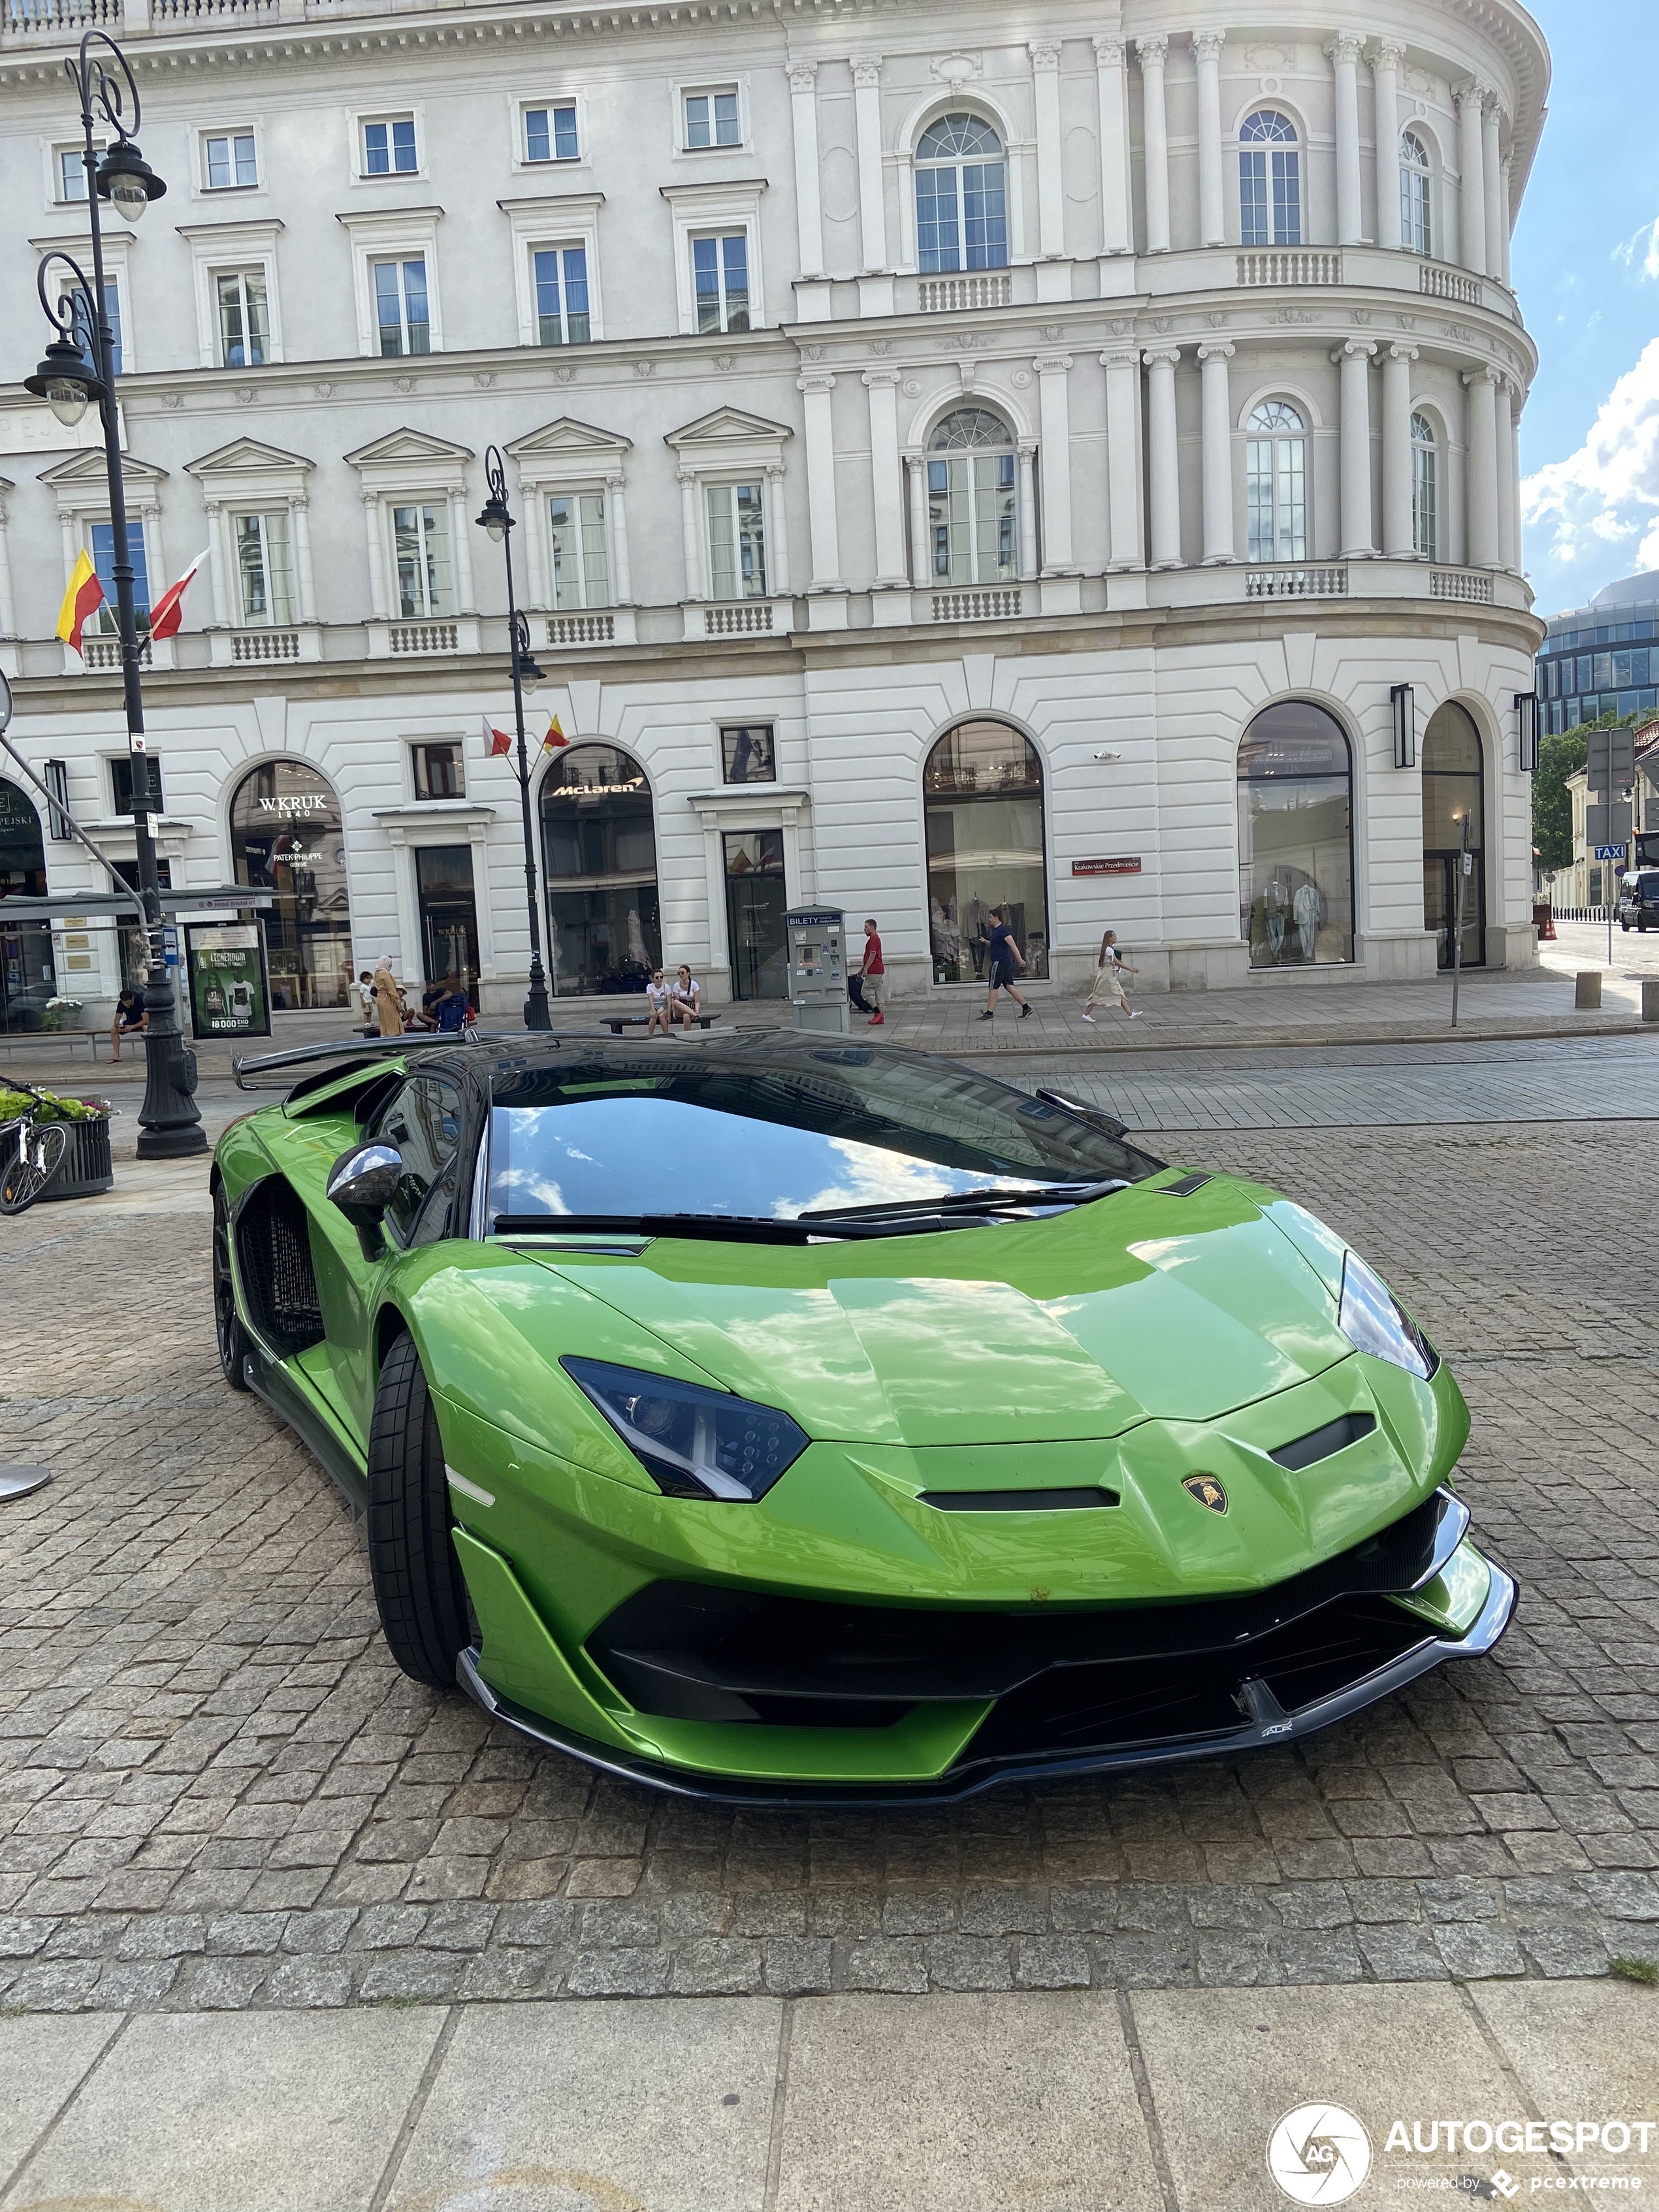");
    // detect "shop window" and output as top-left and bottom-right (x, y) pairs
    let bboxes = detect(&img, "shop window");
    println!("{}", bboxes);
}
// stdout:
(540, 744), (661, 997)
(229, 760), (353, 1011)
(1237, 701), (1354, 967)
(721, 724), (775, 784)
(1421, 701), (1485, 970)
(924, 719), (1047, 985)
(724, 829), (788, 999)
